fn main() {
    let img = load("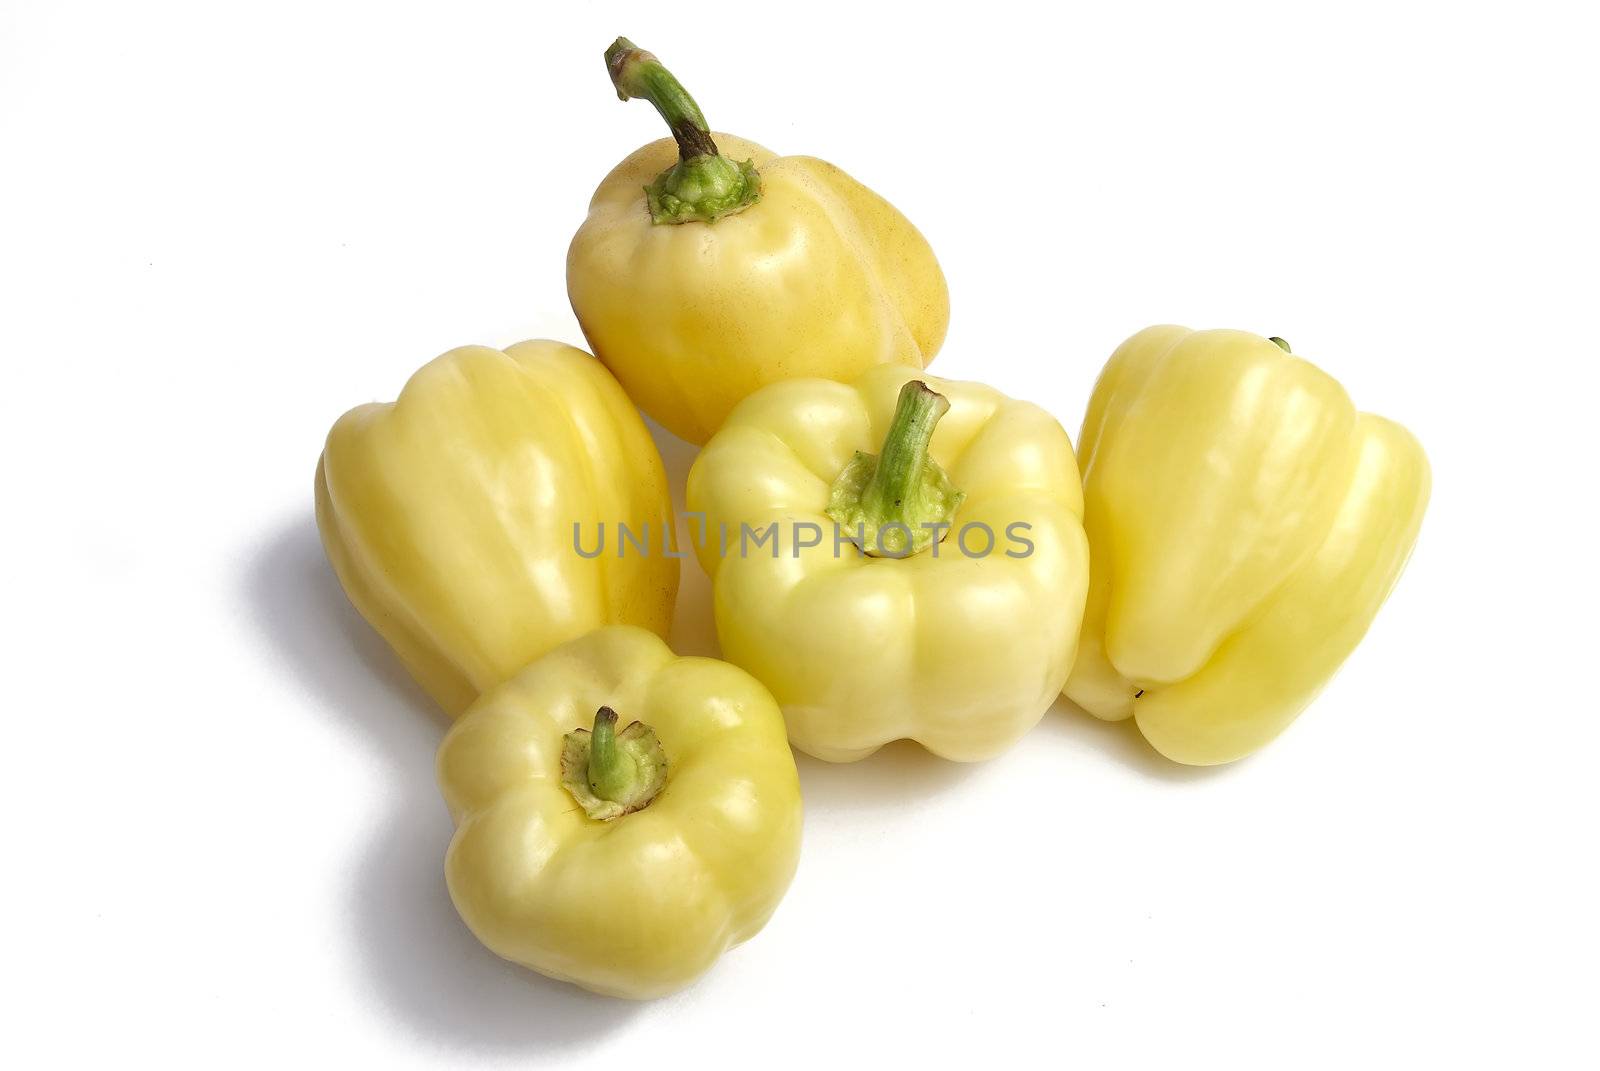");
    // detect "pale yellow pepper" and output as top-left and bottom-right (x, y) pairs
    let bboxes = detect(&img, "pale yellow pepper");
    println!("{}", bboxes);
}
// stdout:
(688, 364), (1090, 762)
(1066, 326), (1431, 764)
(438, 626), (803, 999)
(568, 38), (948, 445)
(316, 341), (678, 717)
